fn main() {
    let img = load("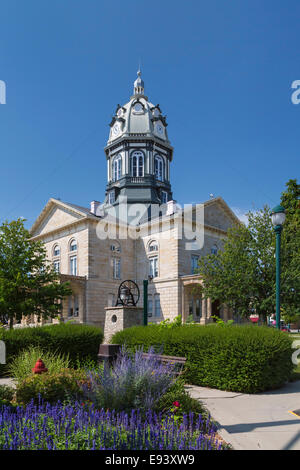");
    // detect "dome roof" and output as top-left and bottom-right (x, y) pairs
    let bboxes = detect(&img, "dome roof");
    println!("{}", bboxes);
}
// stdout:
(107, 70), (170, 145)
